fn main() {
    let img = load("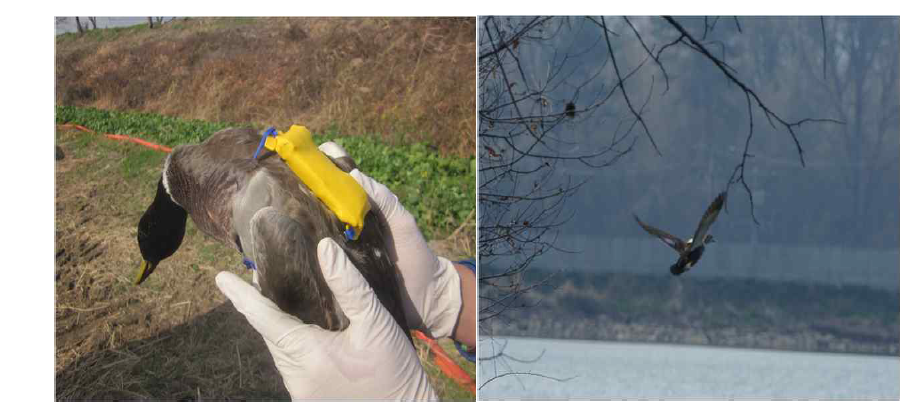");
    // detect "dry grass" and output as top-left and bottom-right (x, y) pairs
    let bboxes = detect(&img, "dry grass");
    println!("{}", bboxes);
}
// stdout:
(54, 130), (475, 401)
(428, 208), (476, 260)
(55, 17), (475, 157)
